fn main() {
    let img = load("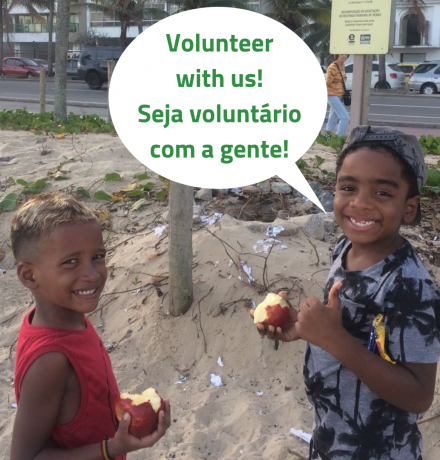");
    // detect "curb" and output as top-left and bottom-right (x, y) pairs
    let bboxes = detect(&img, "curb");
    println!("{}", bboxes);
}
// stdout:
(369, 90), (440, 99)
(323, 117), (440, 130)
(0, 96), (106, 108)
(0, 76), (84, 84)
